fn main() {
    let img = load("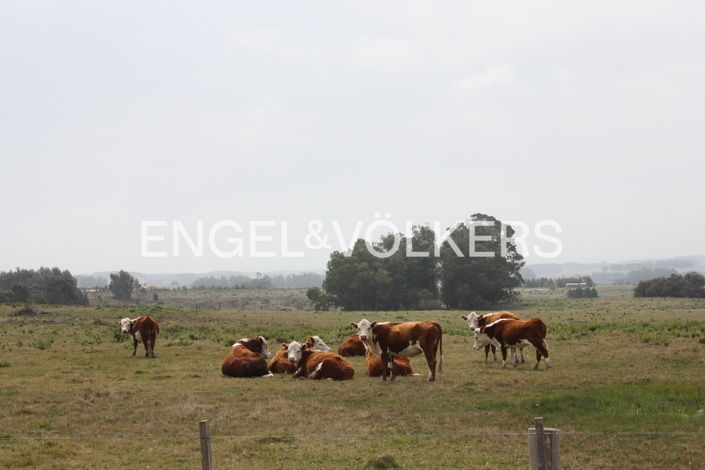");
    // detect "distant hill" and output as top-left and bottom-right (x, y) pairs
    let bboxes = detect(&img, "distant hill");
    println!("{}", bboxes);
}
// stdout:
(76, 270), (324, 289)
(522, 256), (705, 285)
